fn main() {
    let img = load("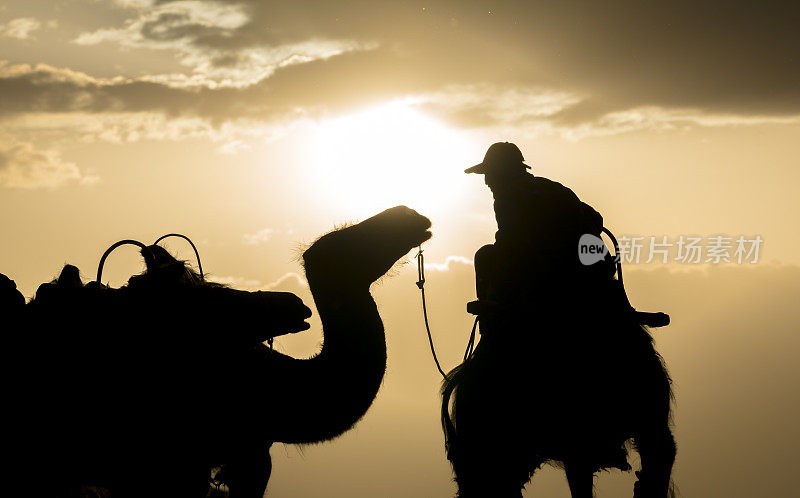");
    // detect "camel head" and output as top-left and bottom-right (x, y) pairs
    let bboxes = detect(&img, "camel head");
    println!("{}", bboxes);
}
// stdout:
(303, 205), (432, 290)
